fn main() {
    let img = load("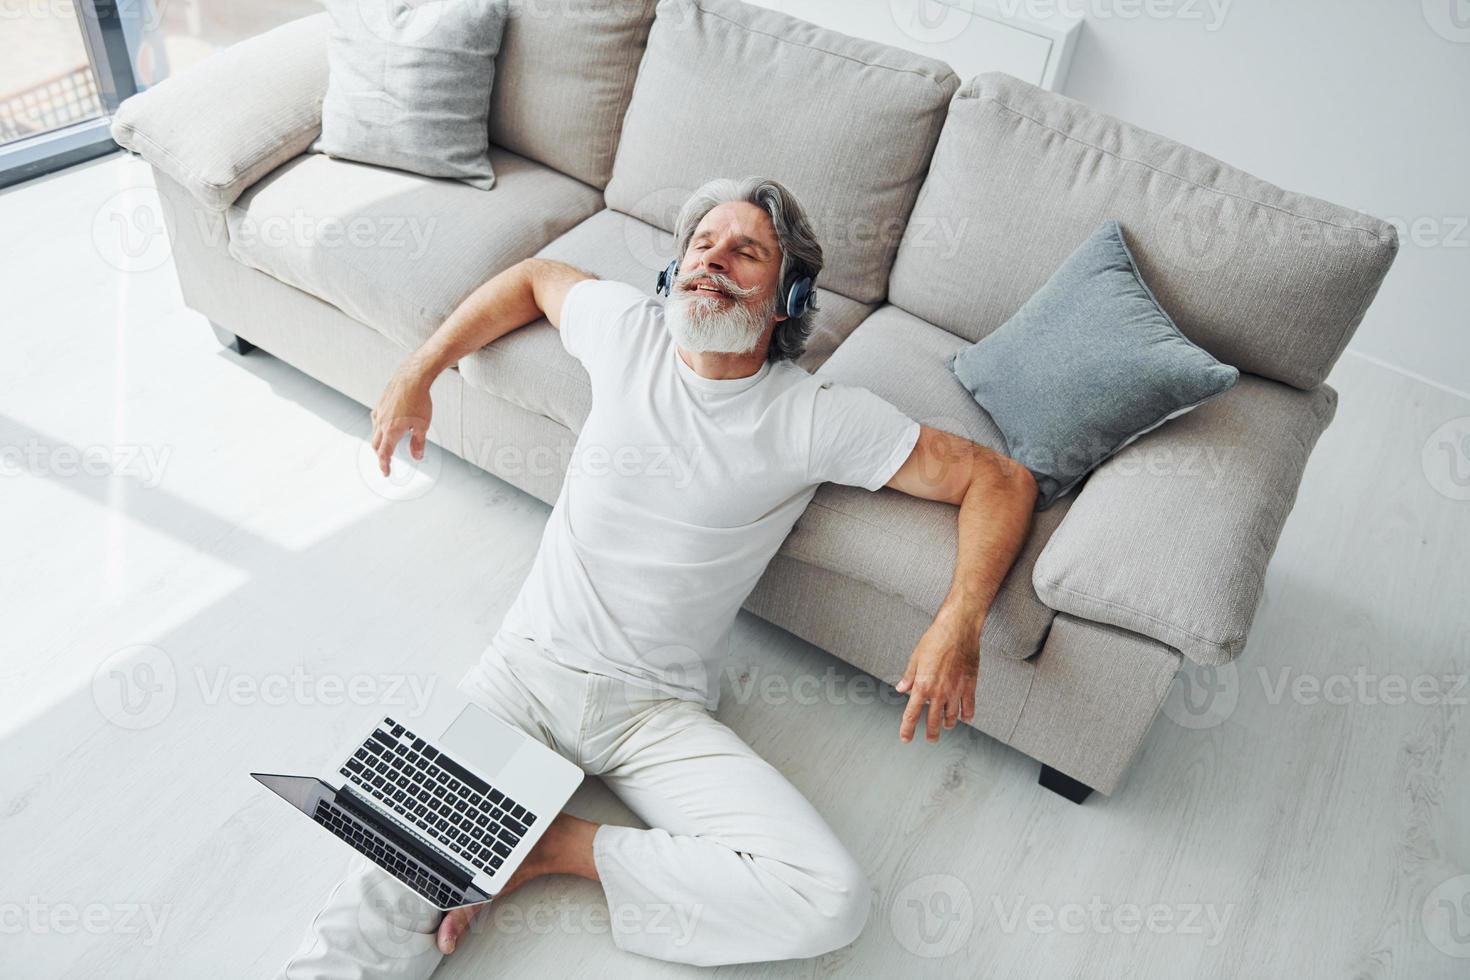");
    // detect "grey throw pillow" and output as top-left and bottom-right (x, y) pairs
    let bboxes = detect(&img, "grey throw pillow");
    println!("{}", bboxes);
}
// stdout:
(949, 219), (1239, 509)
(312, 0), (508, 189)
